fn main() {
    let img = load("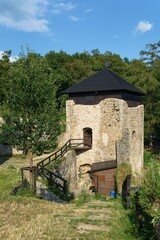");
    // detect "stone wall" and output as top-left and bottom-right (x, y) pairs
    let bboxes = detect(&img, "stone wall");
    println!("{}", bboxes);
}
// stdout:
(0, 144), (12, 156)
(0, 144), (23, 156)
(57, 150), (77, 193)
(63, 97), (144, 192)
